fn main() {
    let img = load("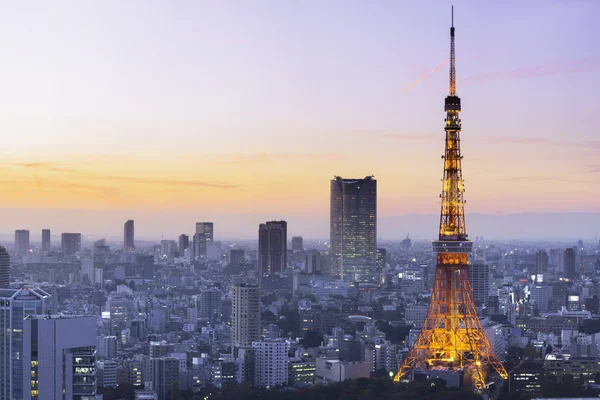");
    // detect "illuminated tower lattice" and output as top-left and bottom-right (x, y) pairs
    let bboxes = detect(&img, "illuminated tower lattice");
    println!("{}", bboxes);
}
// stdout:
(393, 8), (508, 393)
